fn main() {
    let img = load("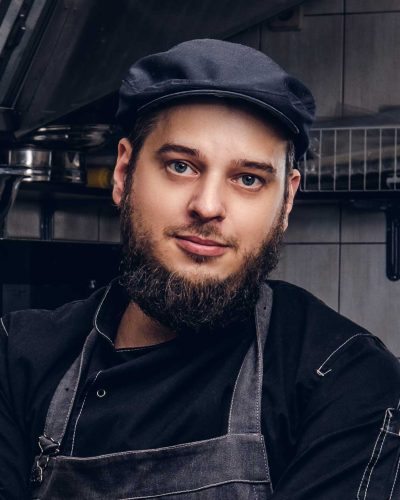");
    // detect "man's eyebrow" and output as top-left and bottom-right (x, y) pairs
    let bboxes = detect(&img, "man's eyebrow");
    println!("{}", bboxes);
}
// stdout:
(155, 144), (277, 174)
(156, 143), (200, 158)
(235, 159), (277, 174)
